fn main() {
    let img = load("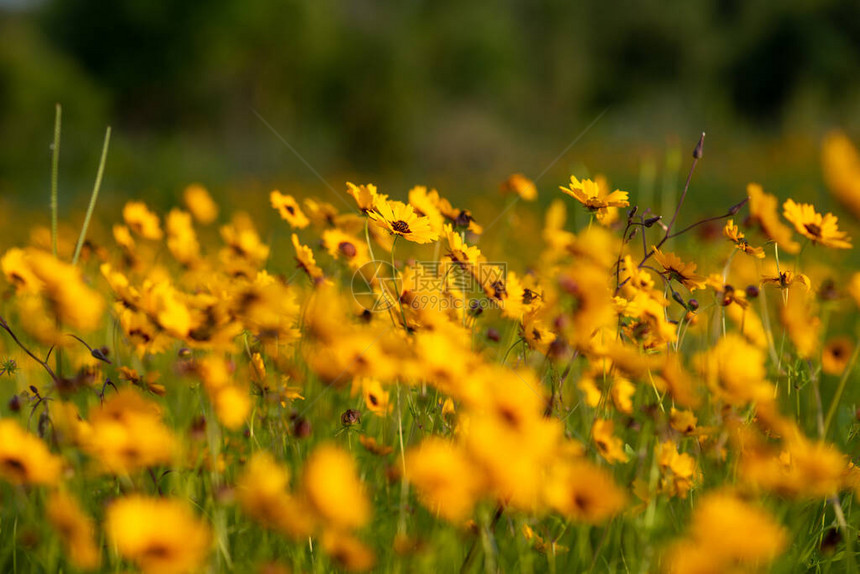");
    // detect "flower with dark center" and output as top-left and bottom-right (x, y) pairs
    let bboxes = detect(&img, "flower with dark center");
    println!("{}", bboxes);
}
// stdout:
(391, 220), (410, 234)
